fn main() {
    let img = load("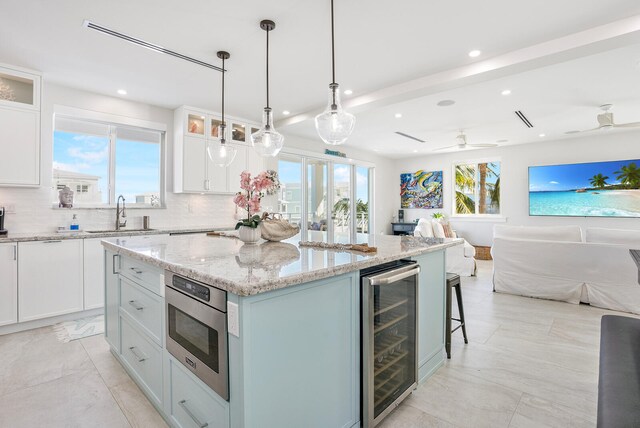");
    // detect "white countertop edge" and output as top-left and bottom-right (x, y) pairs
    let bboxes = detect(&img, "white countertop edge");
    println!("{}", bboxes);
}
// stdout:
(0, 226), (236, 243)
(102, 238), (463, 297)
